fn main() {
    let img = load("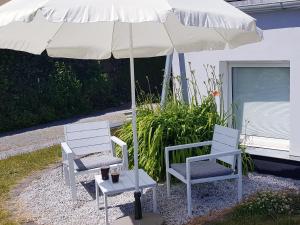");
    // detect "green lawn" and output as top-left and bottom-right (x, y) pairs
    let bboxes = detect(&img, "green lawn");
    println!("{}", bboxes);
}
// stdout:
(0, 146), (61, 225)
